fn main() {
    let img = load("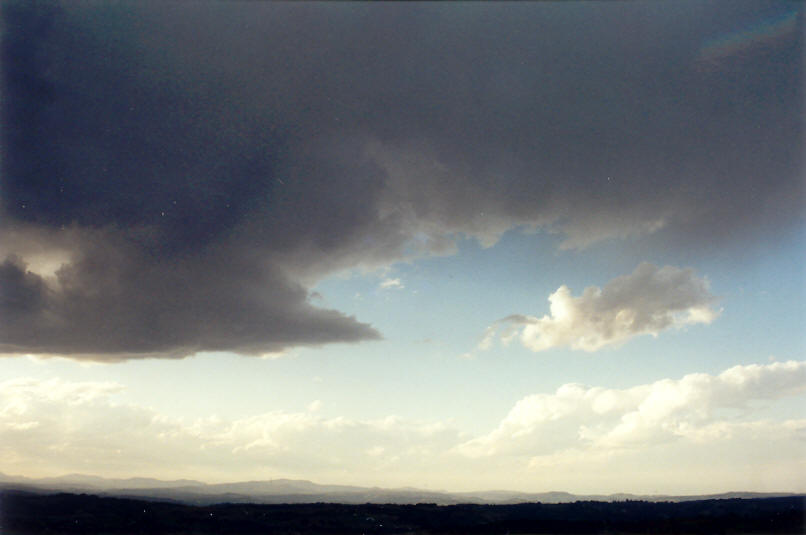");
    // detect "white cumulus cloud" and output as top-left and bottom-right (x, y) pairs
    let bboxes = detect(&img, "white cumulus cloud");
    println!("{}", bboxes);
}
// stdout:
(0, 377), (461, 483)
(481, 263), (719, 352)
(456, 360), (806, 459)
(1, 362), (804, 493)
